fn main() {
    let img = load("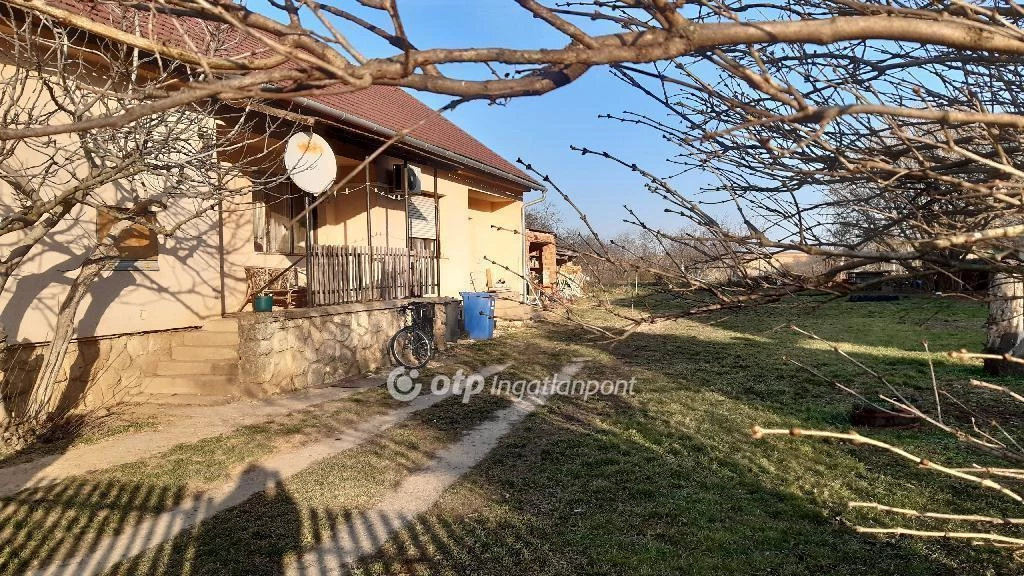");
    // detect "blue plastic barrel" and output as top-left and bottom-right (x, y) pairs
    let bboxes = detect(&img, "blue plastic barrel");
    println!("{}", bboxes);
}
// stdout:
(460, 292), (496, 339)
